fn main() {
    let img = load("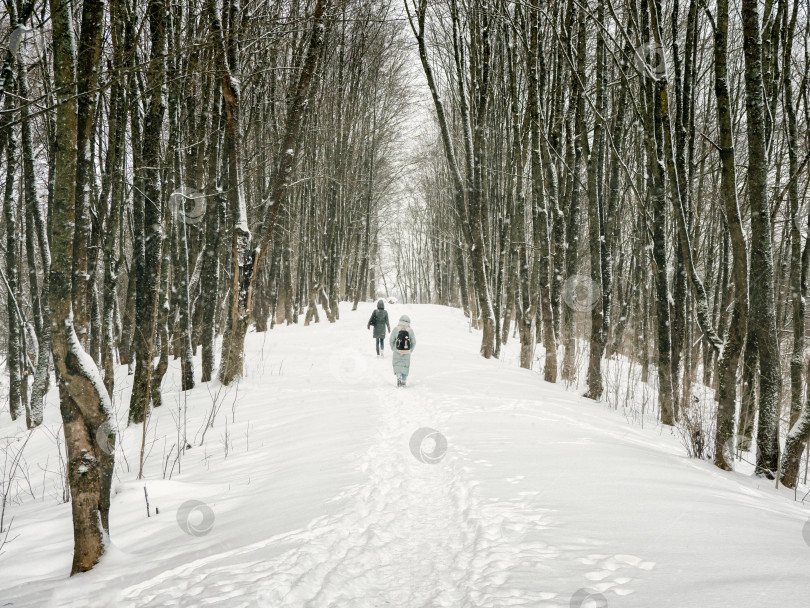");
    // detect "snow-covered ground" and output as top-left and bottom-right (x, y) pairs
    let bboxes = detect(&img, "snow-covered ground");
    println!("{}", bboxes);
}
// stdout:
(0, 302), (807, 607)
